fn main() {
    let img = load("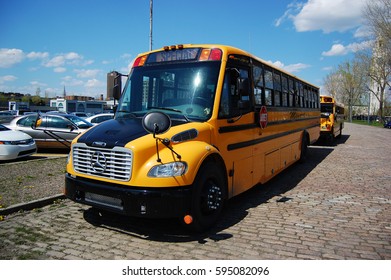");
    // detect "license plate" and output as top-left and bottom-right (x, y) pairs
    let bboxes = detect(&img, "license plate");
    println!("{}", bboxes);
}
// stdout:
(84, 192), (123, 210)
